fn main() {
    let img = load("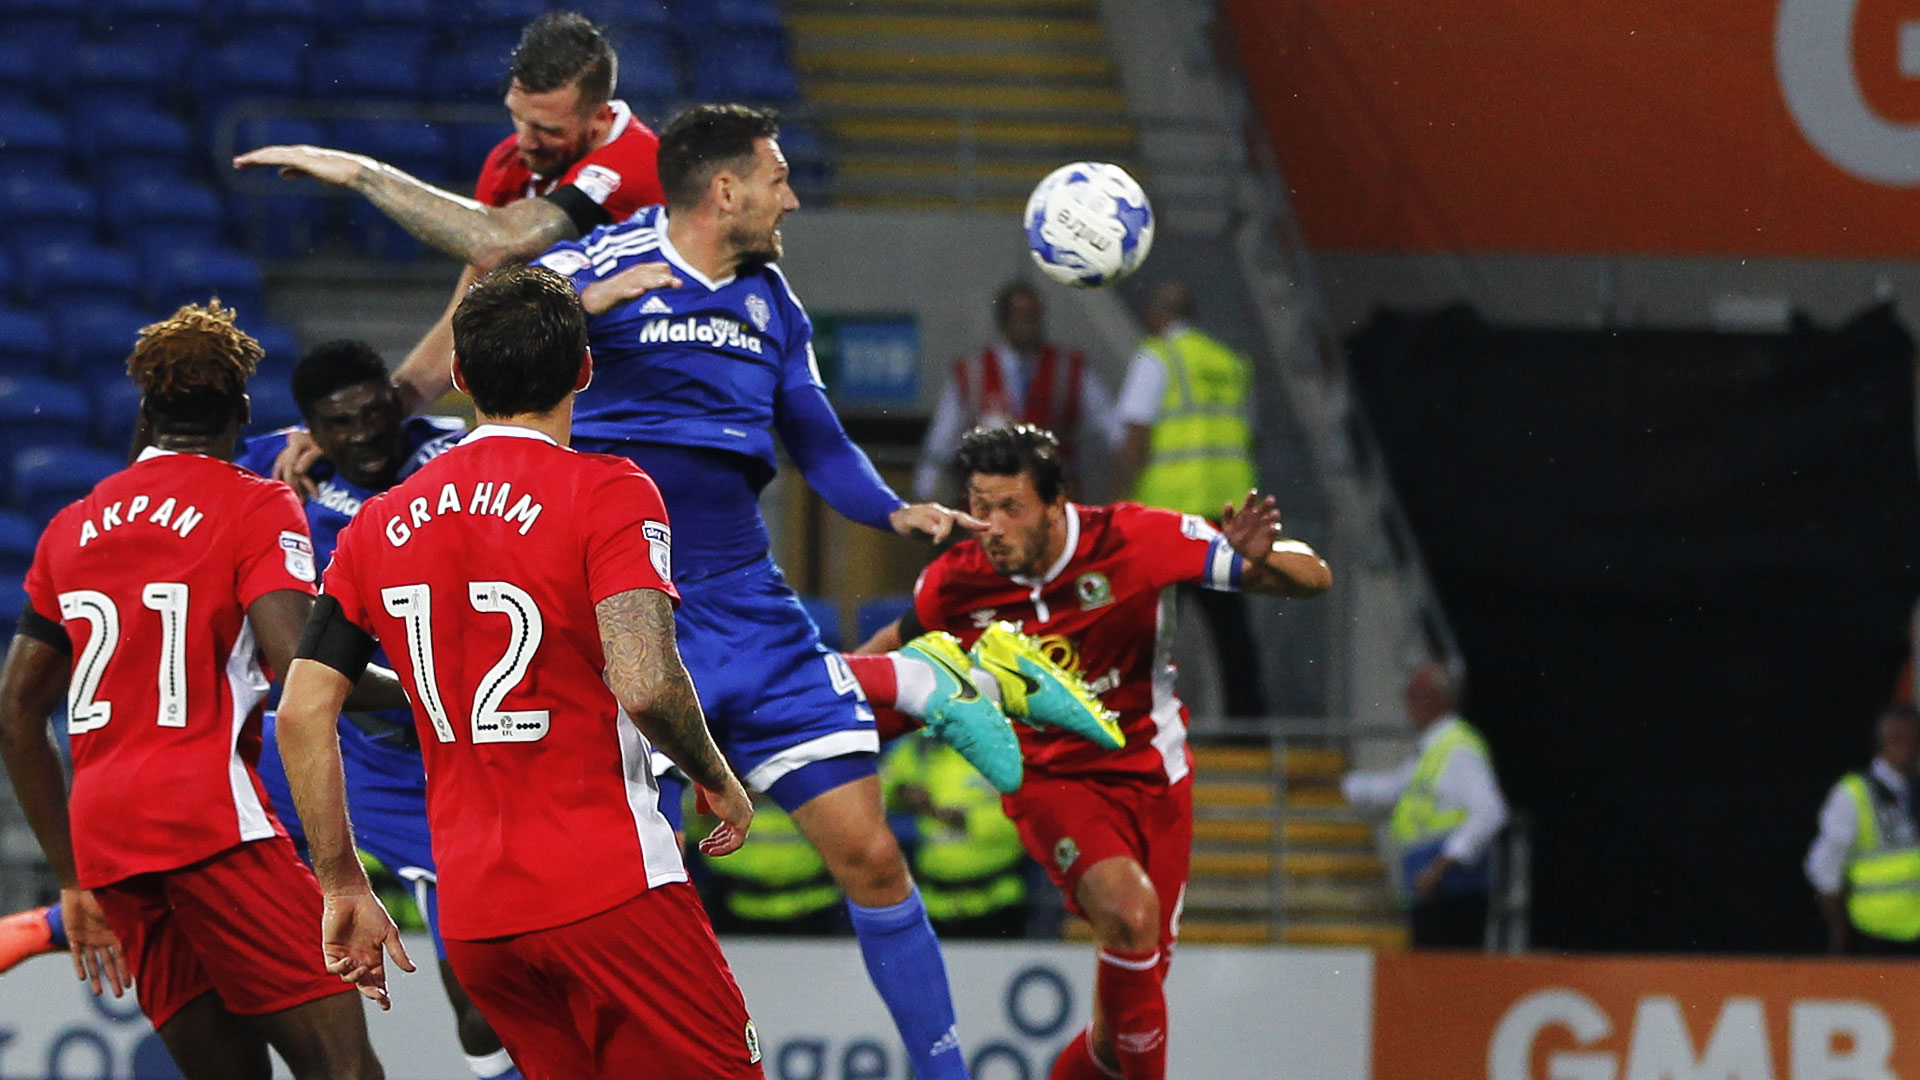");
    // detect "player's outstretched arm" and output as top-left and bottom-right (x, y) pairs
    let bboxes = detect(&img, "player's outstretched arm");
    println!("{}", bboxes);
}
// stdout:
(234, 145), (576, 272)
(0, 631), (130, 998)
(1220, 490), (1333, 597)
(597, 588), (752, 855)
(250, 590), (409, 711)
(279, 657), (415, 1009)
